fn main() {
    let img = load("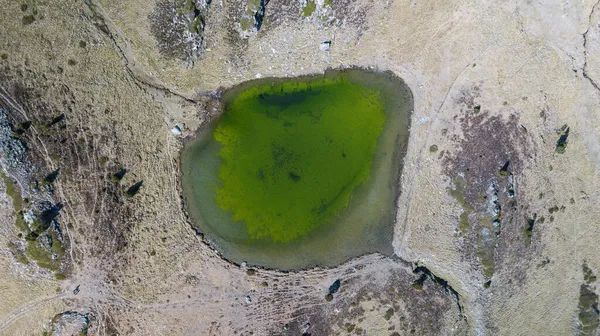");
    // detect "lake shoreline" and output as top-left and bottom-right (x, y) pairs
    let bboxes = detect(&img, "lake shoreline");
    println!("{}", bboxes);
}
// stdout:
(178, 67), (414, 270)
